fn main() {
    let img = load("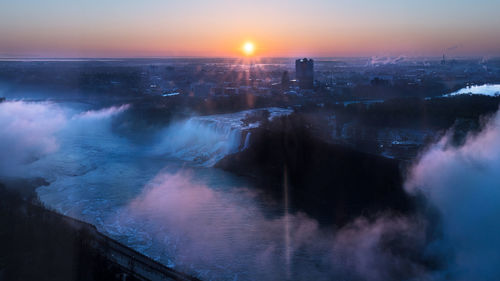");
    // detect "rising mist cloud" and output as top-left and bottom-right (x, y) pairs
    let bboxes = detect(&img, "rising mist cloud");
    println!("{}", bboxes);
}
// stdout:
(75, 104), (130, 120)
(406, 108), (500, 280)
(120, 170), (428, 281)
(0, 101), (131, 176)
(0, 101), (66, 175)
